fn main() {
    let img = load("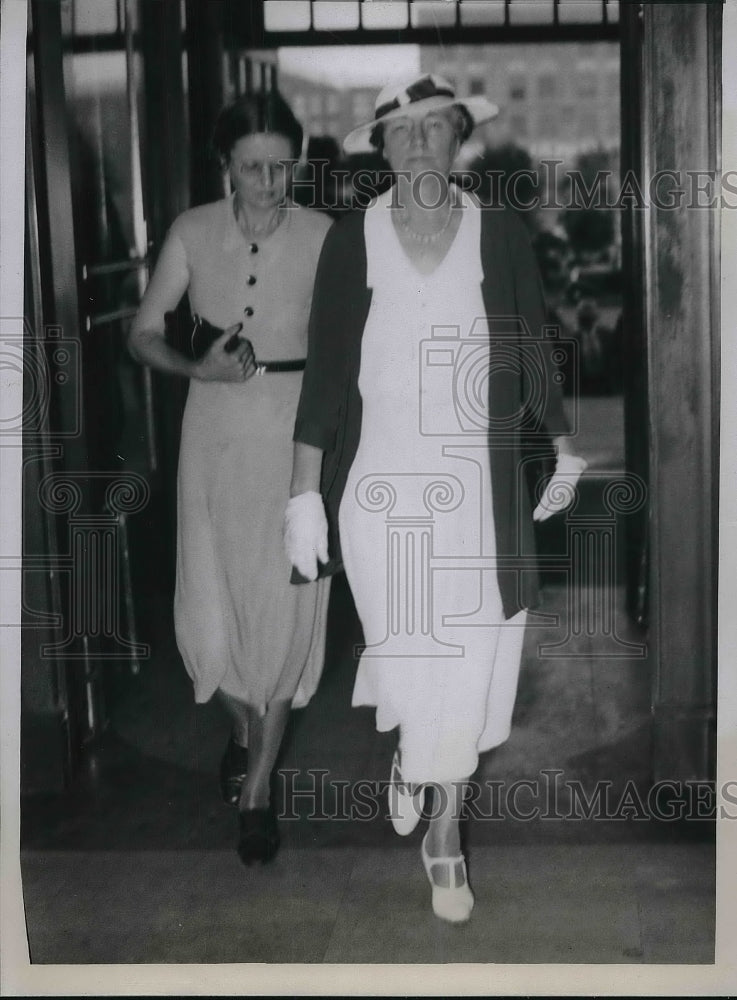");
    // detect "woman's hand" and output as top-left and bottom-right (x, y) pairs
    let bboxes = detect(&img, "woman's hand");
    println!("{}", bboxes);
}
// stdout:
(194, 324), (258, 383)
(284, 491), (329, 581)
(532, 452), (588, 522)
